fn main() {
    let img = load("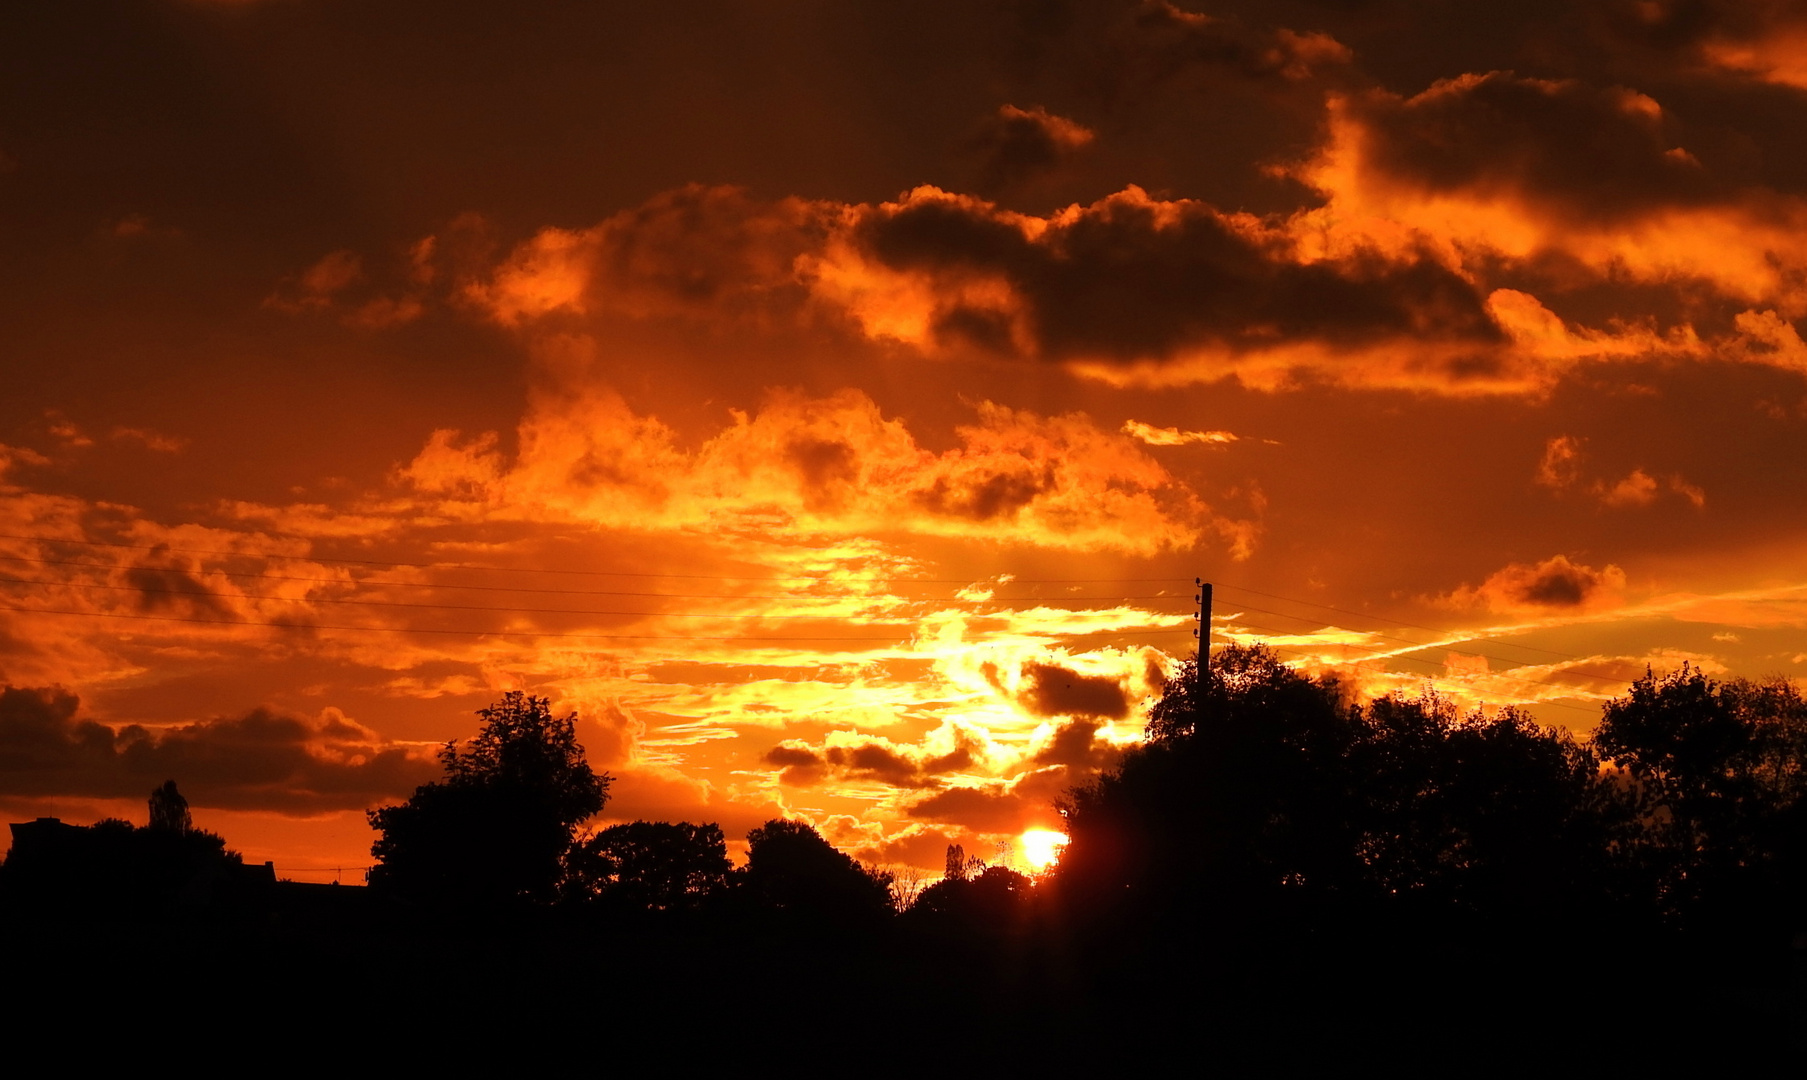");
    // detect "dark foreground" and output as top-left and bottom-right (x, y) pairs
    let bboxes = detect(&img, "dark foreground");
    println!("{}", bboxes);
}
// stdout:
(3, 893), (1800, 1069)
